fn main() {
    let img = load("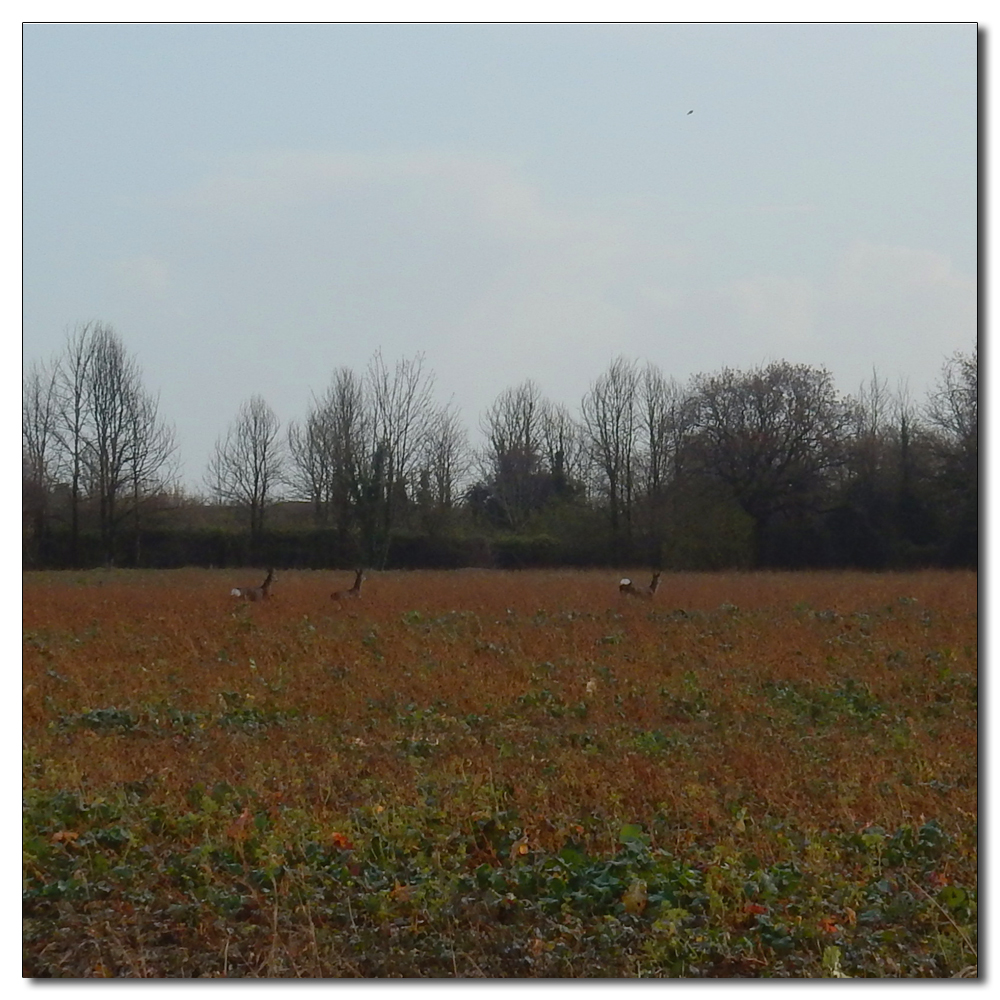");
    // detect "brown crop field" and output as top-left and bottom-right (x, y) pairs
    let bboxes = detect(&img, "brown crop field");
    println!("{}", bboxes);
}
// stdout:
(23, 568), (978, 978)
